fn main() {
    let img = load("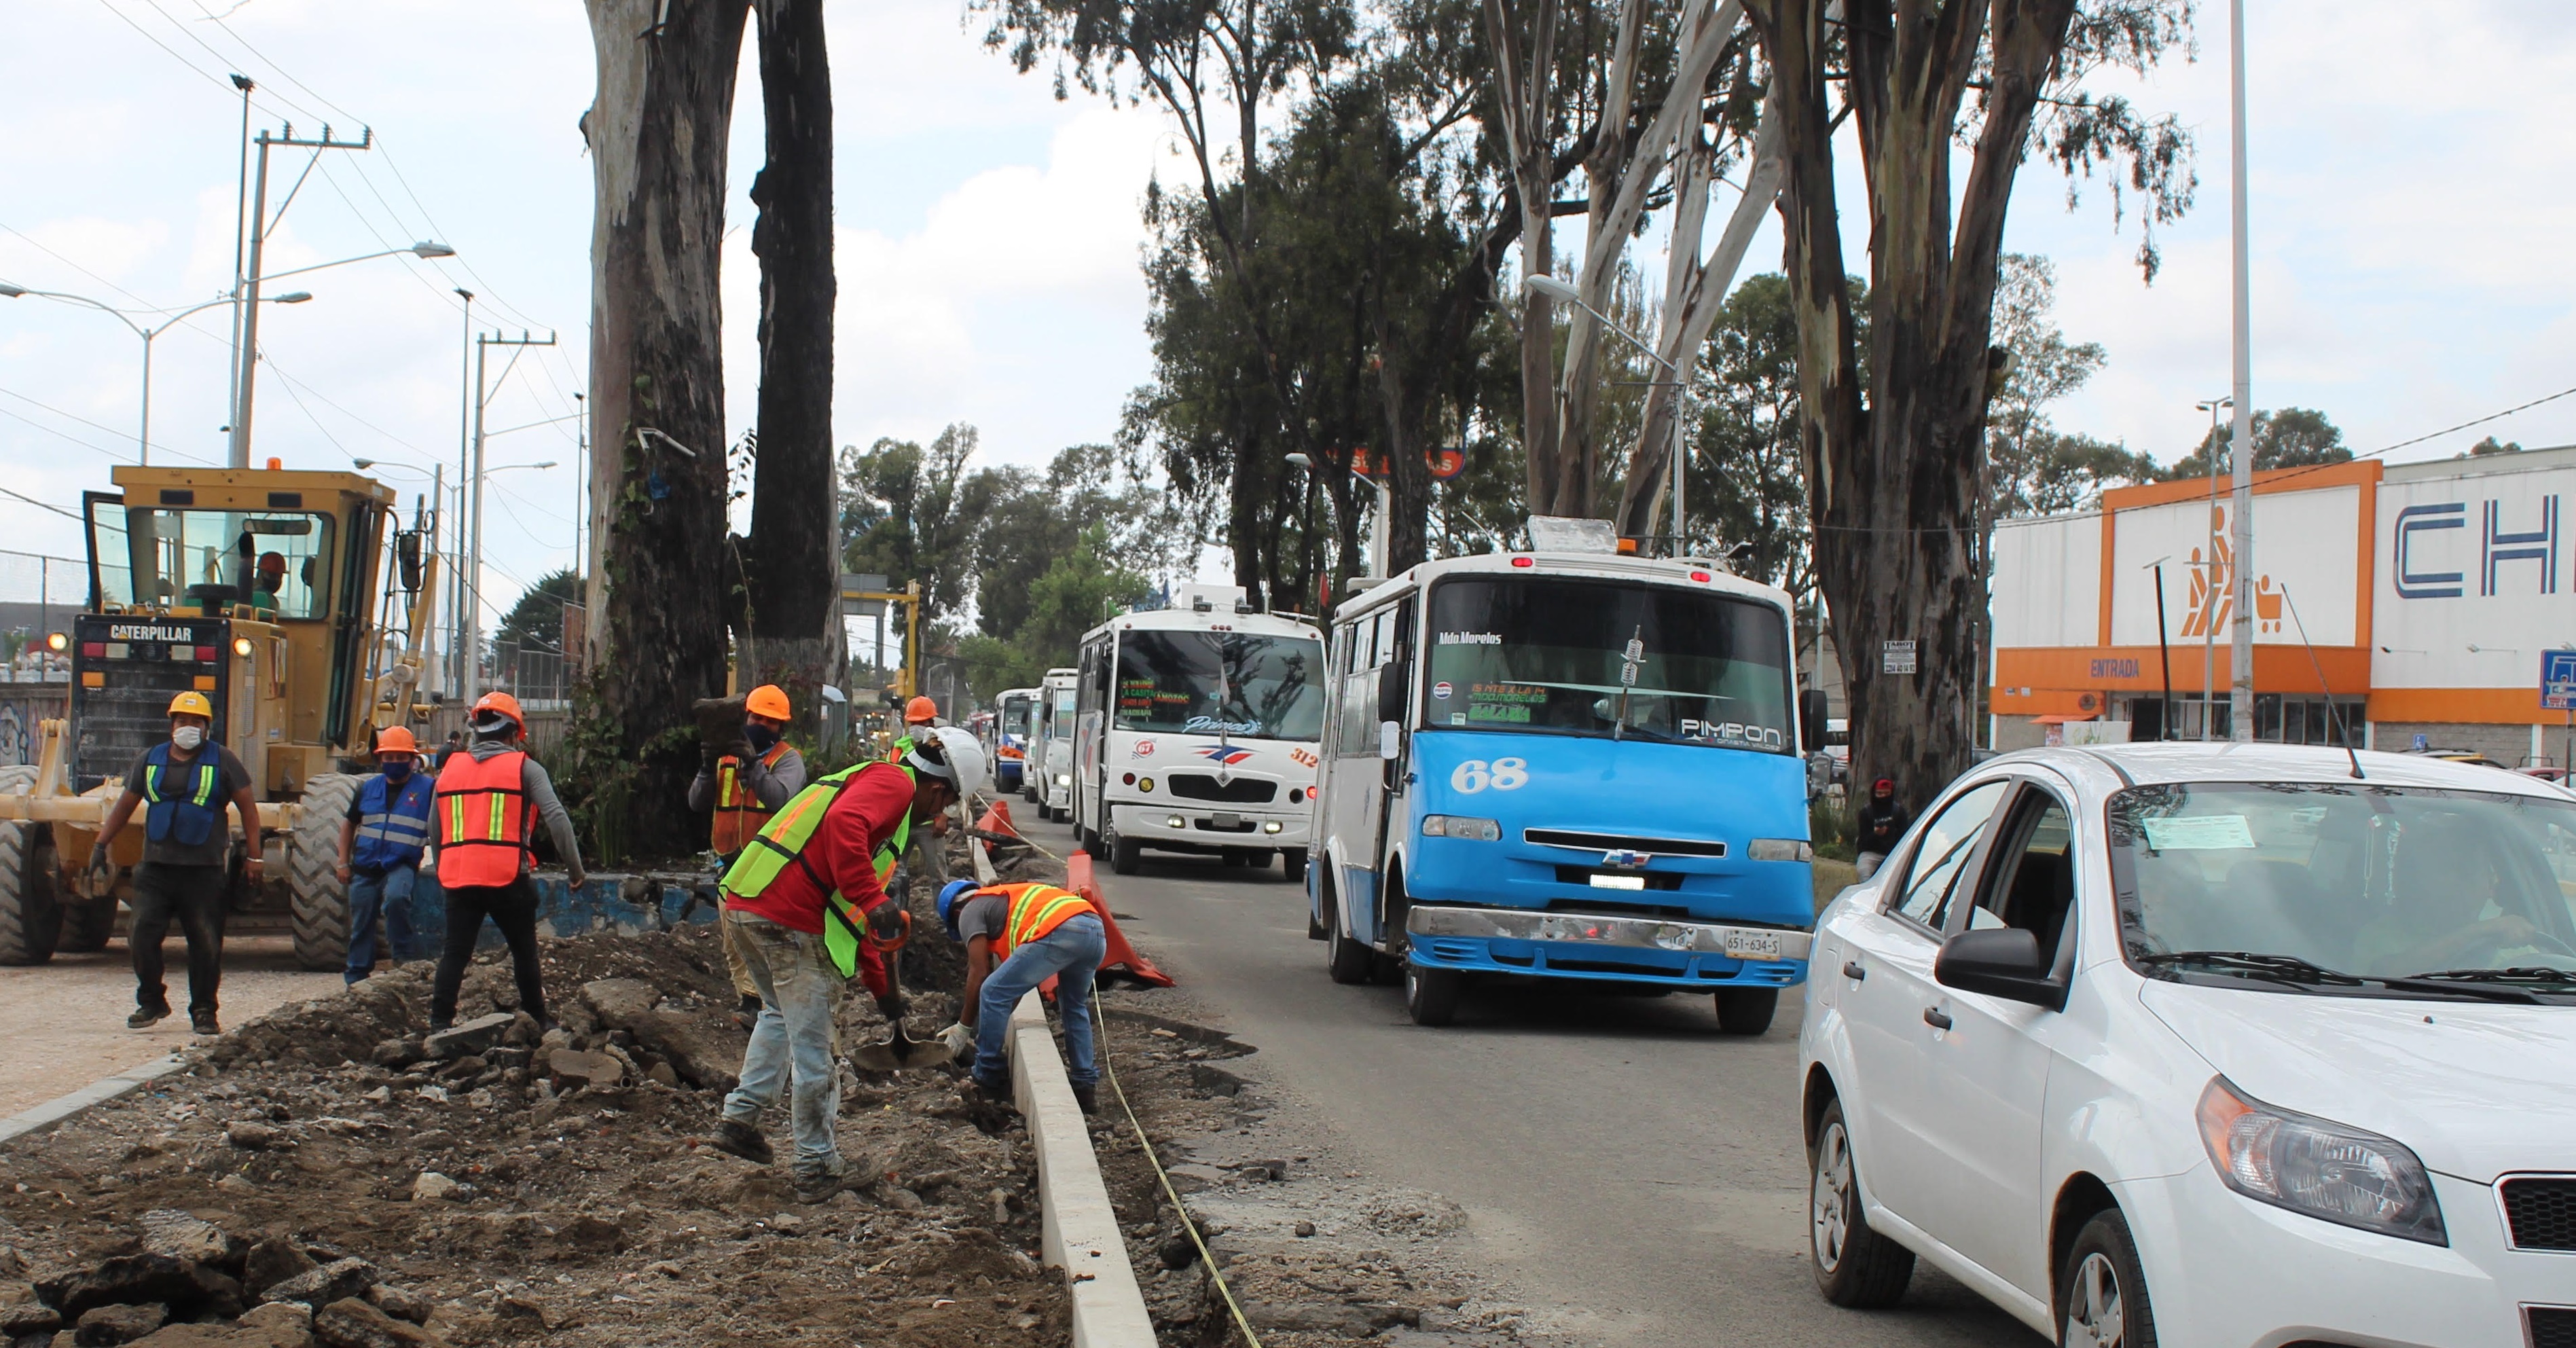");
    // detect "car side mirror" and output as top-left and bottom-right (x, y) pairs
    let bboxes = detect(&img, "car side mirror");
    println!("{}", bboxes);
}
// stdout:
(1934, 928), (2065, 1010)
(1799, 689), (1830, 753)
